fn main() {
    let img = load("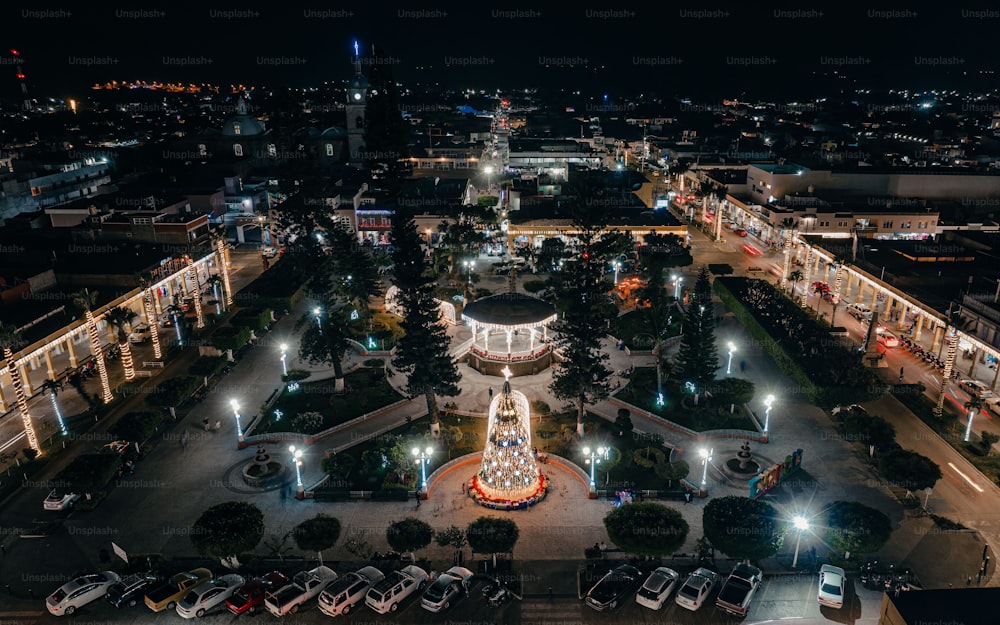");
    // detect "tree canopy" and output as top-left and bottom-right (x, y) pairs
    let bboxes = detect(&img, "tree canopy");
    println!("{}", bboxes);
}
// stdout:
(702, 495), (786, 561)
(675, 266), (719, 384)
(293, 514), (342, 565)
(466, 516), (520, 556)
(877, 449), (942, 491)
(603, 502), (689, 557)
(386, 517), (434, 554)
(823, 500), (893, 555)
(190, 501), (265, 561)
